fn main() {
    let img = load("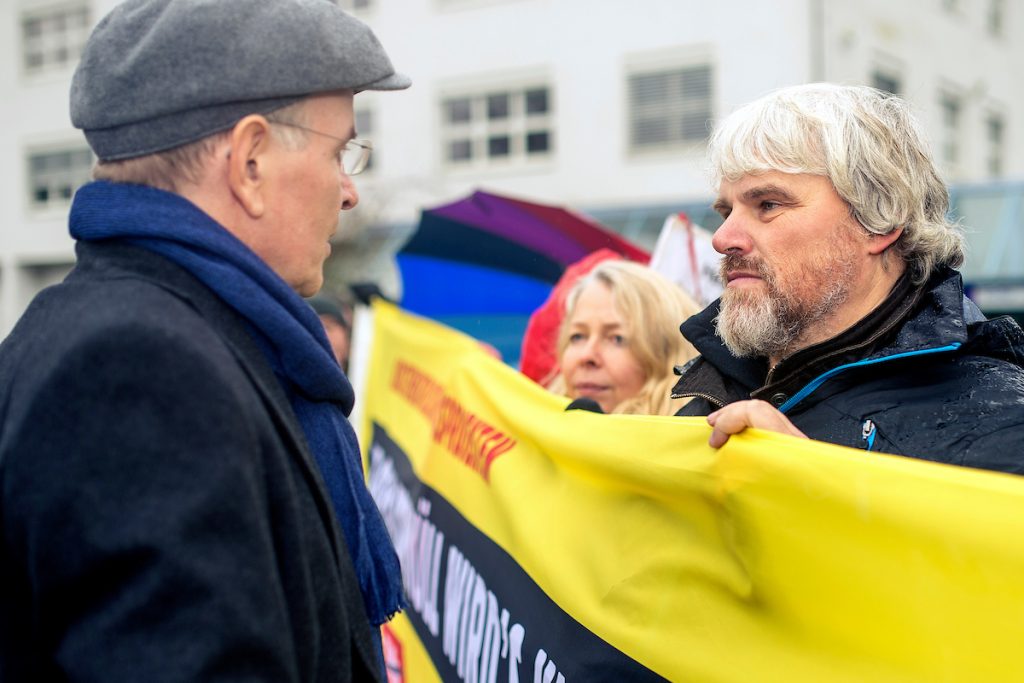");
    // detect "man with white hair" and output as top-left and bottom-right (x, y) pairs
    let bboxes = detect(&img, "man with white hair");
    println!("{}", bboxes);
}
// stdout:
(0, 0), (409, 680)
(673, 84), (1024, 473)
